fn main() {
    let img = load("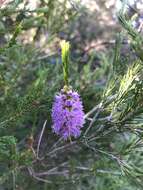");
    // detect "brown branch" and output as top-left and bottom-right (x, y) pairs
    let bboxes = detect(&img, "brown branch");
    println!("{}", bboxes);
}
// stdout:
(37, 120), (47, 159)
